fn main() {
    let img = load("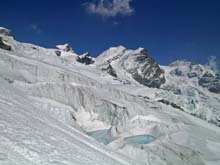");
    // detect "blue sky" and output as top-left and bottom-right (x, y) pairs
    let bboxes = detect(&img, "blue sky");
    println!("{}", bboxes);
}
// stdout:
(1, 0), (220, 66)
